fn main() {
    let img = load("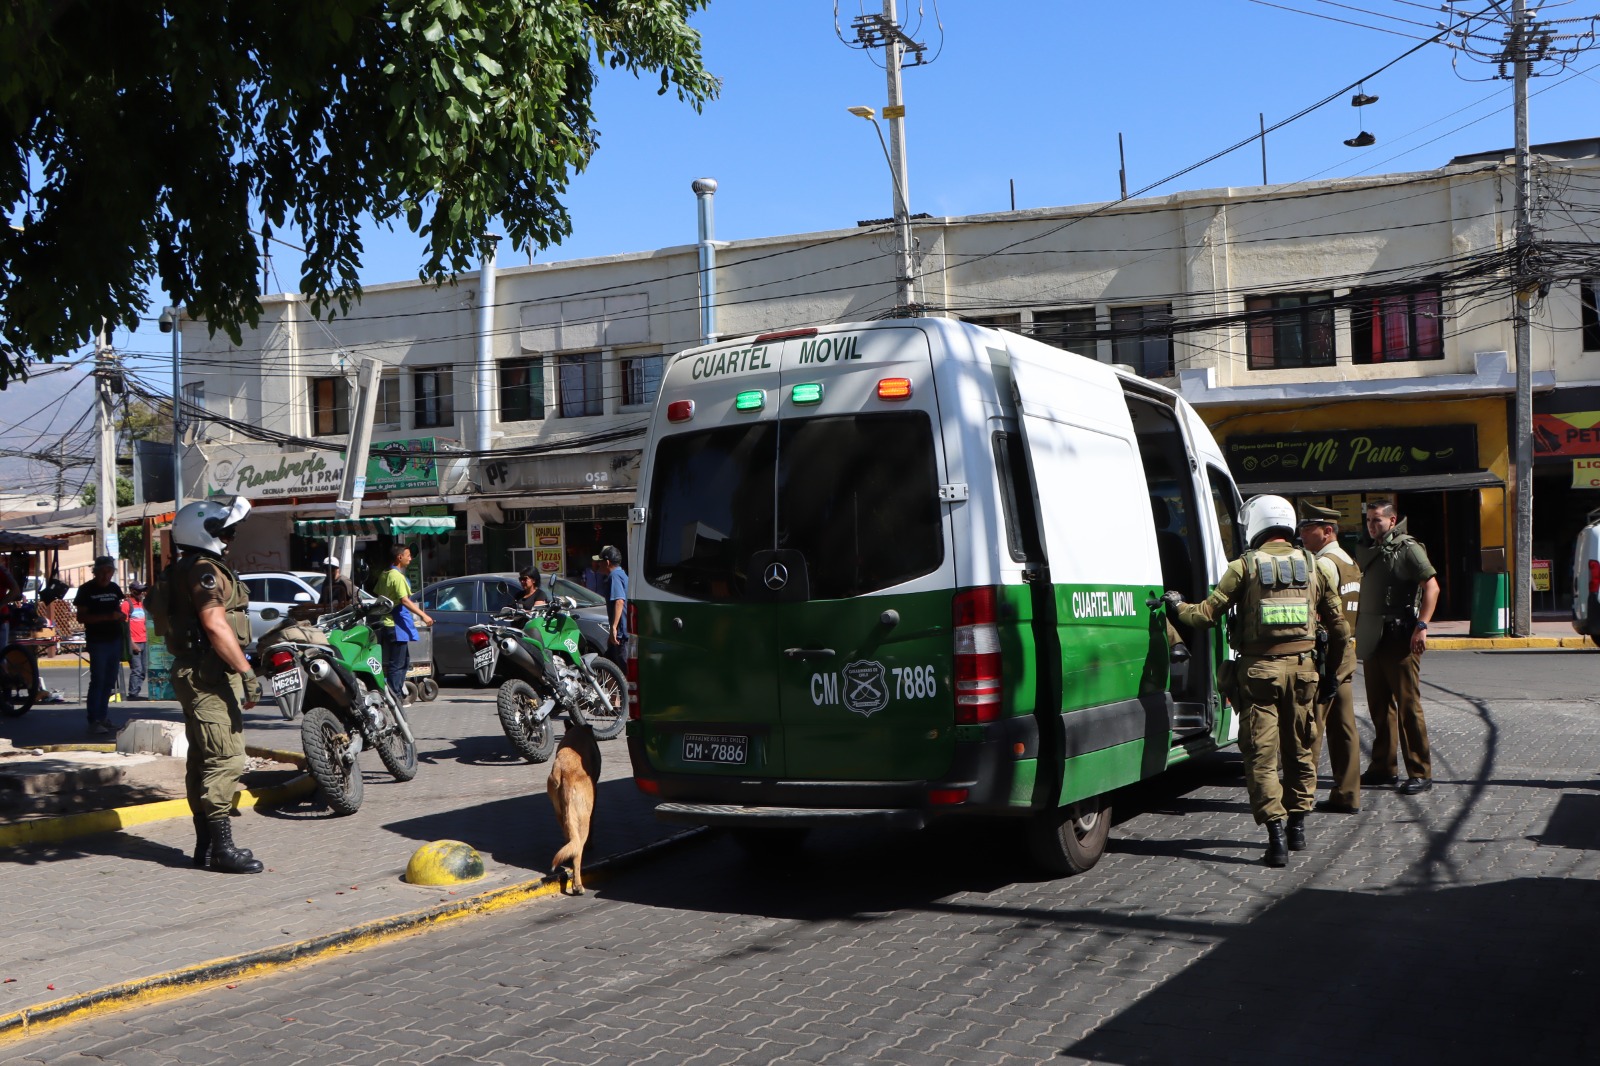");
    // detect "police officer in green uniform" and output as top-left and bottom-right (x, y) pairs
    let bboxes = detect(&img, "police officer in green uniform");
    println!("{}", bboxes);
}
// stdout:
(1298, 502), (1363, 814)
(1164, 495), (1350, 866)
(162, 496), (264, 874)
